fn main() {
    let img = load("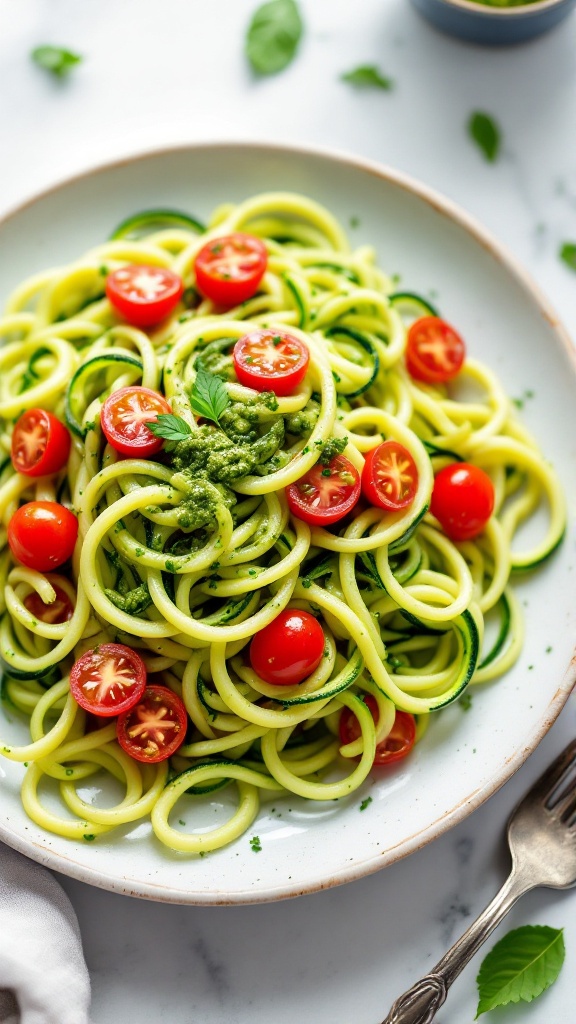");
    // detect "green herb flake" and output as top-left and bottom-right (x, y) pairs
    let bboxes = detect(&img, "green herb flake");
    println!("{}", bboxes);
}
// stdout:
(31, 45), (82, 78)
(190, 368), (230, 426)
(559, 242), (576, 272)
(359, 796), (372, 811)
(246, 0), (303, 76)
(349, 216), (360, 229)
(179, 819), (186, 826)
(459, 692), (473, 712)
(476, 925), (565, 1018)
(468, 112), (500, 163)
(341, 65), (394, 90)
(250, 835), (262, 852)
(83, 833), (96, 842)
(65, 768), (74, 776)
(546, 645), (553, 653)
